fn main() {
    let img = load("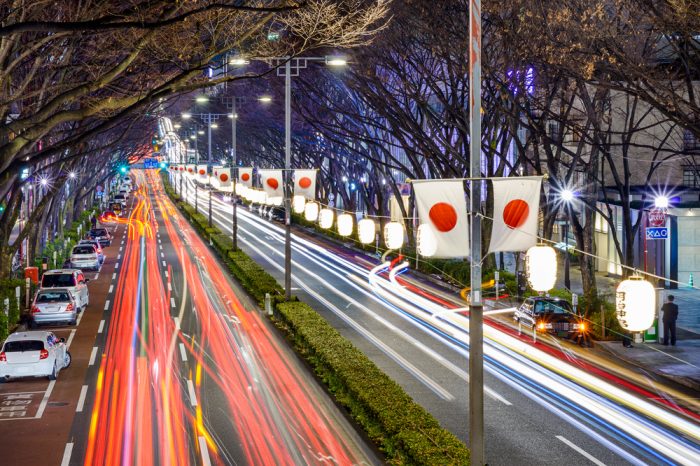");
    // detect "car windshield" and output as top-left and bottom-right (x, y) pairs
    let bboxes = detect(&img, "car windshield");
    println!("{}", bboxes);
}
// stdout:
(534, 300), (573, 315)
(37, 291), (70, 303)
(3, 340), (44, 352)
(90, 229), (107, 236)
(42, 274), (76, 287)
(73, 246), (95, 255)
